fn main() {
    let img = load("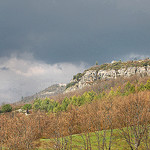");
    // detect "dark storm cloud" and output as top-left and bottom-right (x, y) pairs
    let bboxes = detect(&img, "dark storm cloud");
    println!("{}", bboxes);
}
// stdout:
(0, 0), (150, 65)
(0, 67), (9, 71)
